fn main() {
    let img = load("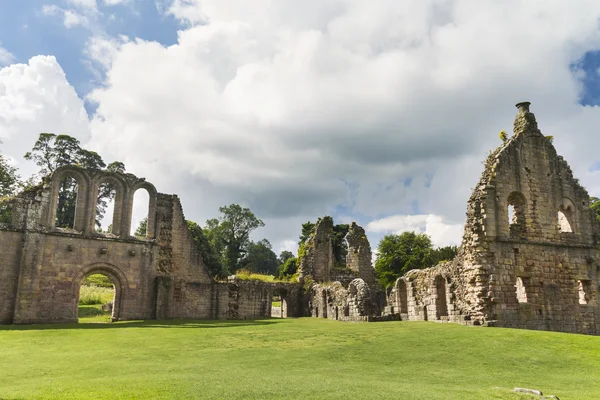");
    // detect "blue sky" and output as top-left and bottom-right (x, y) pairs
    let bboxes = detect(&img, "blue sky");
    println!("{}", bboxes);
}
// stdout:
(0, 0), (182, 114)
(3, 1), (600, 254)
